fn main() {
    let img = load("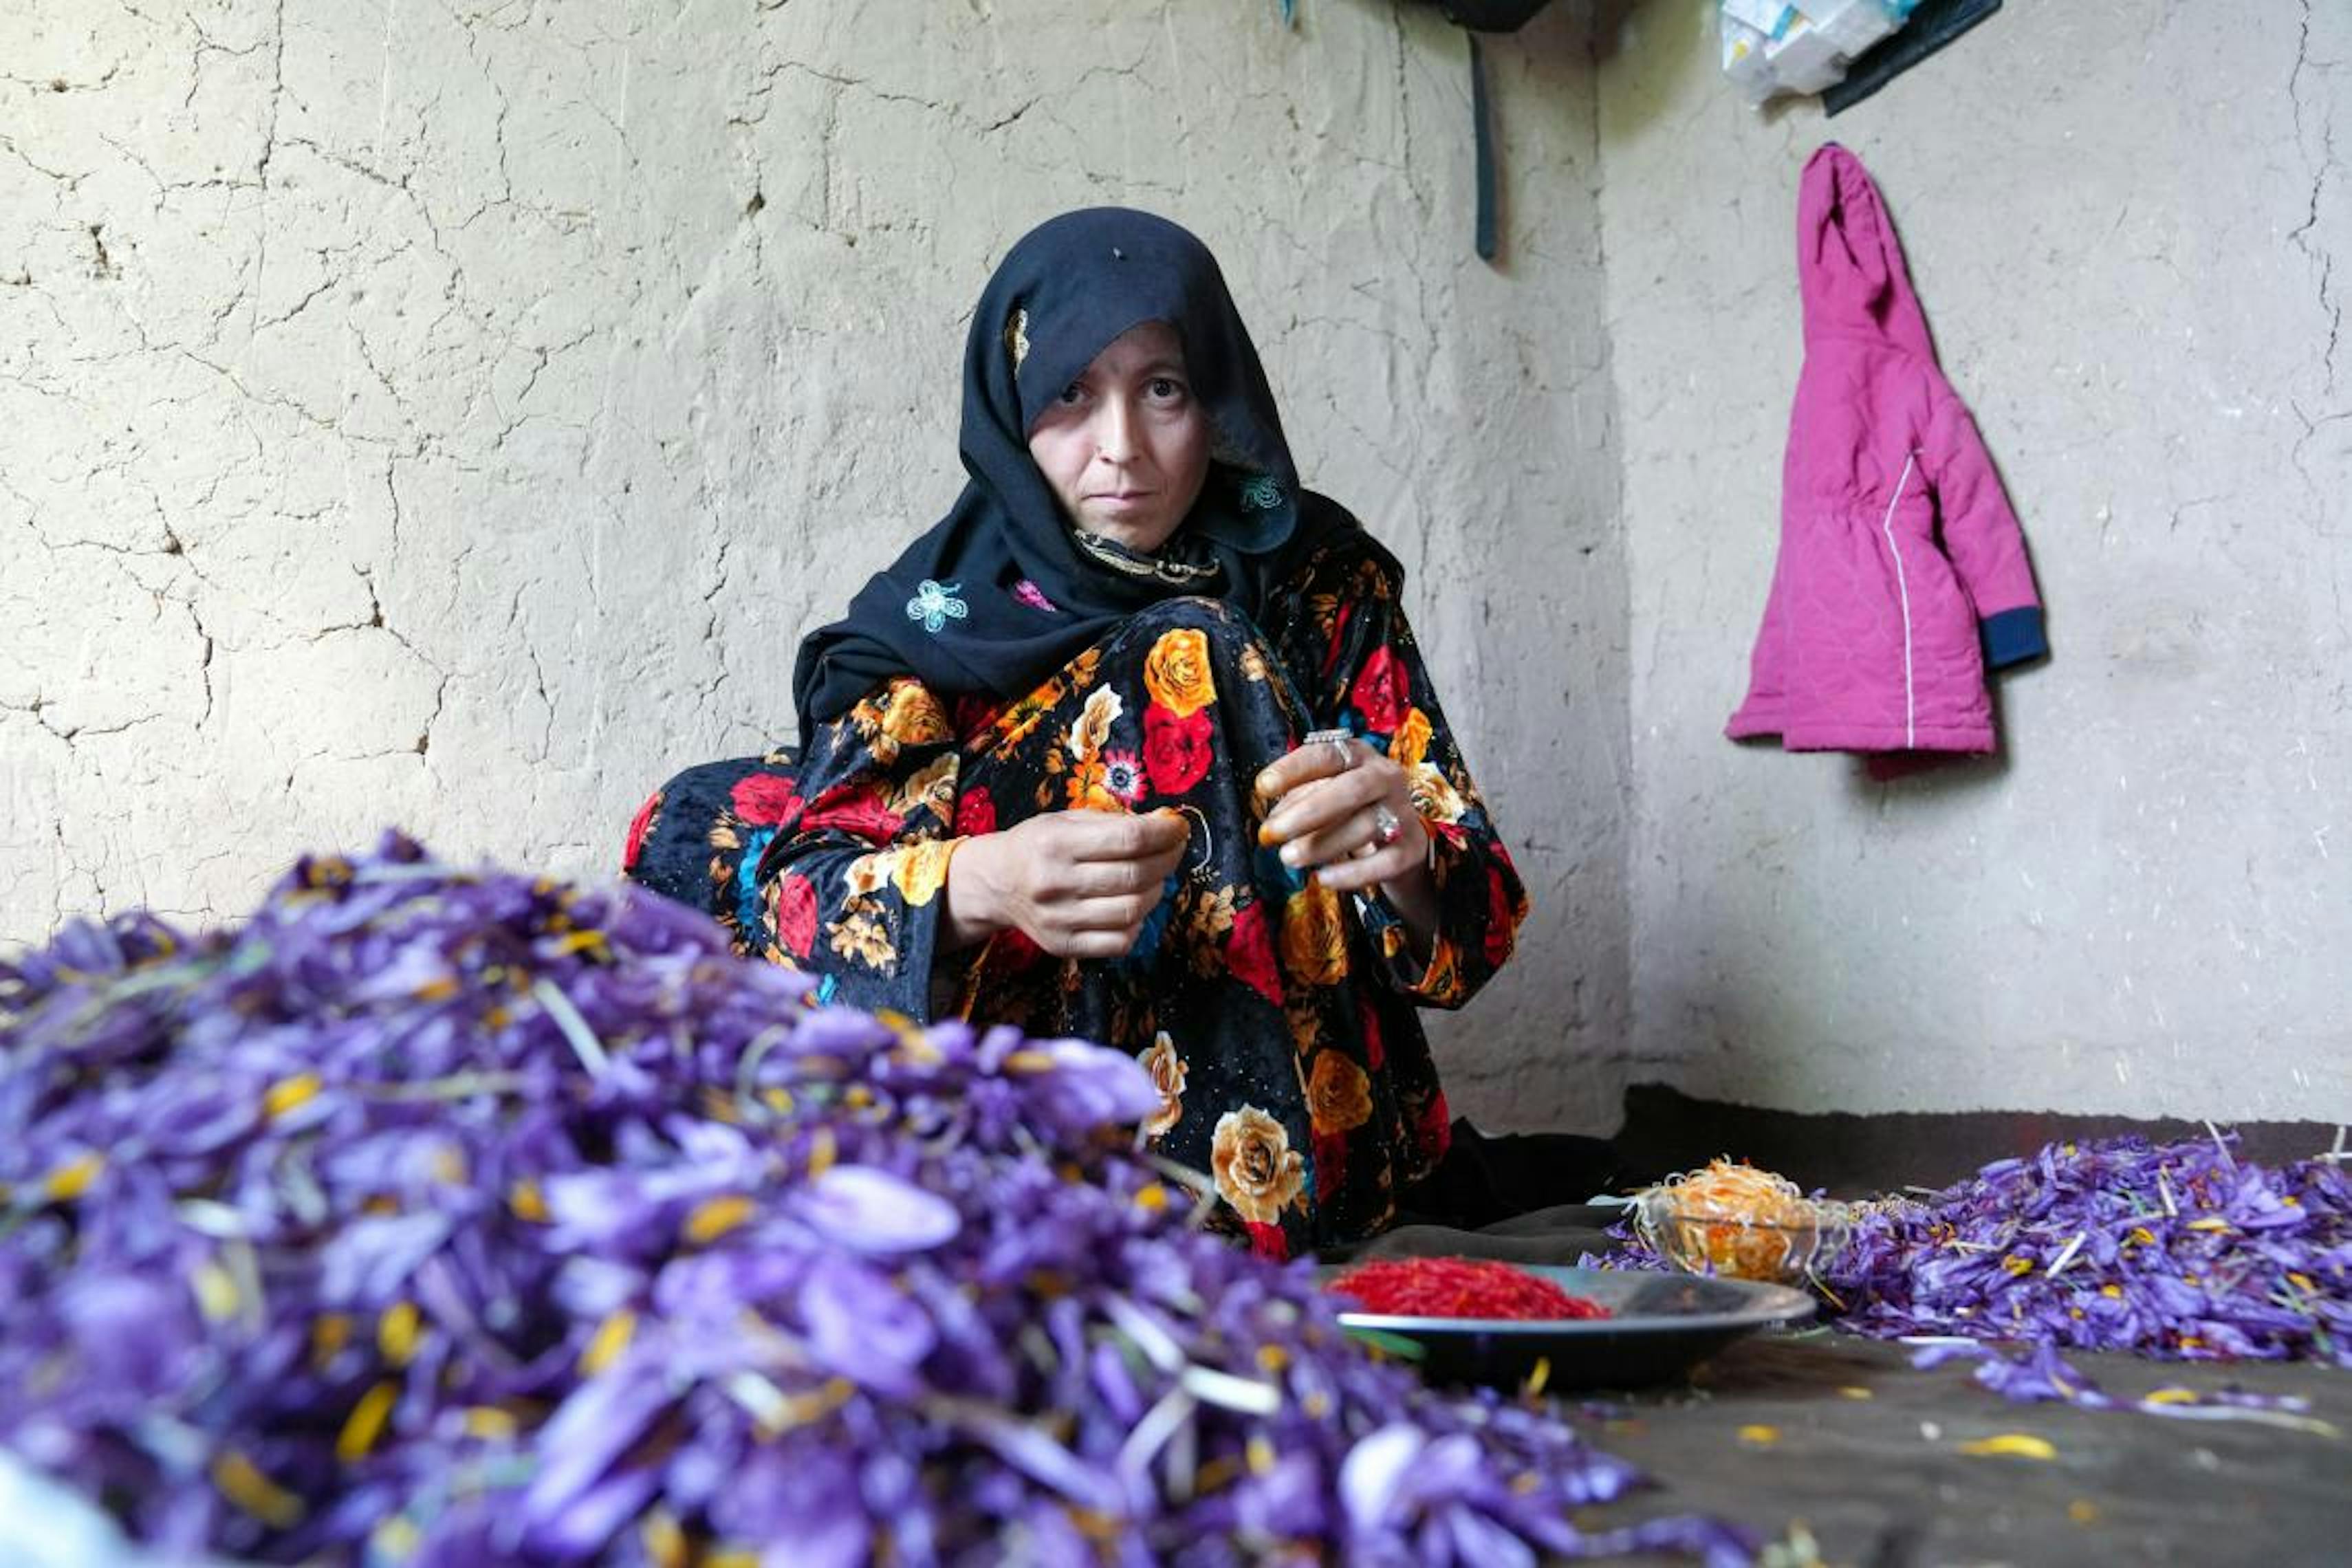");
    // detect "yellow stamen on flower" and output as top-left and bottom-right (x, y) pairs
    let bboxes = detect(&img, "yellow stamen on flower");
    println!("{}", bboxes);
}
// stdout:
(263, 1074), (322, 1120)
(372, 1517), (422, 1559)
(415, 976), (460, 1002)
(378, 1301), (422, 1368)
(336, 1380), (400, 1462)
(312, 1314), (353, 1366)
(704, 1553), (761, 1568)
(1002, 1049), (1056, 1074)
(843, 1085), (875, 1110)
(1135, 1182), (1170, 1213)
(212, 1448), (304, 1527)
(1959, 1433), (2058, 1460)
(430, 1145), (468, 1186)
(684, 1195), (756, 1245)
(2289, 1272), (2318, 1293)
(805, 1126), (837, 1179)
(193, 1261), (242, 1322)
(2187, 1217), (2231, 1232)
(547, 930), (611, 960)
(461, 1406), (521, 1441)
(1736, 1424), (1779, 1446)
(1255, 1342), (1289, 1374)
(2003, 1255), (2034, 1276)
(761, 1086), (796, 1114)
(1245, 1436), (1276, 1477)
(1523, 1355), (1552, 1399)
(43, 1152), (105, 1201)
(641, 1507), (689, 1568)
(508, 1180), (549, 1223)
(2126, 1226), (2157, 1248)
(2101, 1284), (2124, 1298)
(580, 1309), (638, 1375)
(2142, 1387), (2201, 1406)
